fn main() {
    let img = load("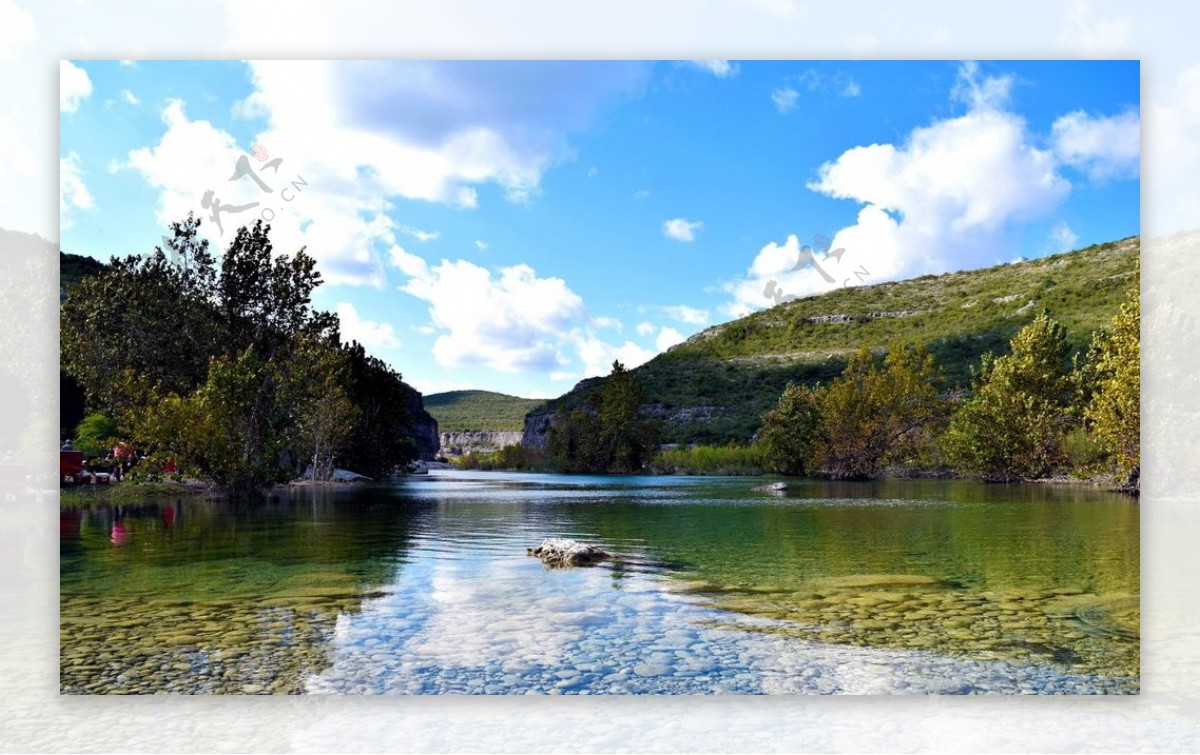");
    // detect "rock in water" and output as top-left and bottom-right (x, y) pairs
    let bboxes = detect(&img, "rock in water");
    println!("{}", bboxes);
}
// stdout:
(527, 537), (610, 567)
(754, 481), (788, 491)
